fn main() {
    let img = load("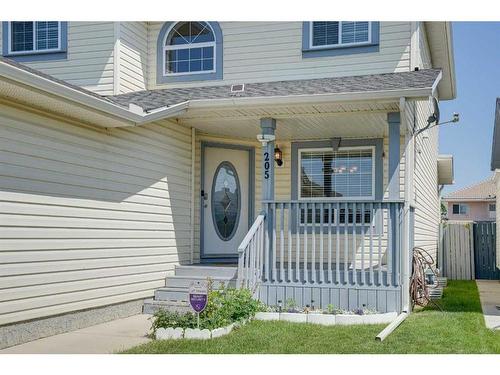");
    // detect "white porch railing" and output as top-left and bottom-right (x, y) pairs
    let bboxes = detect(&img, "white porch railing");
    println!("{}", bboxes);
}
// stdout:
(237, 201), (404, 293)
(262, 200), (404, 288)
(237, 213), (266, 292)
